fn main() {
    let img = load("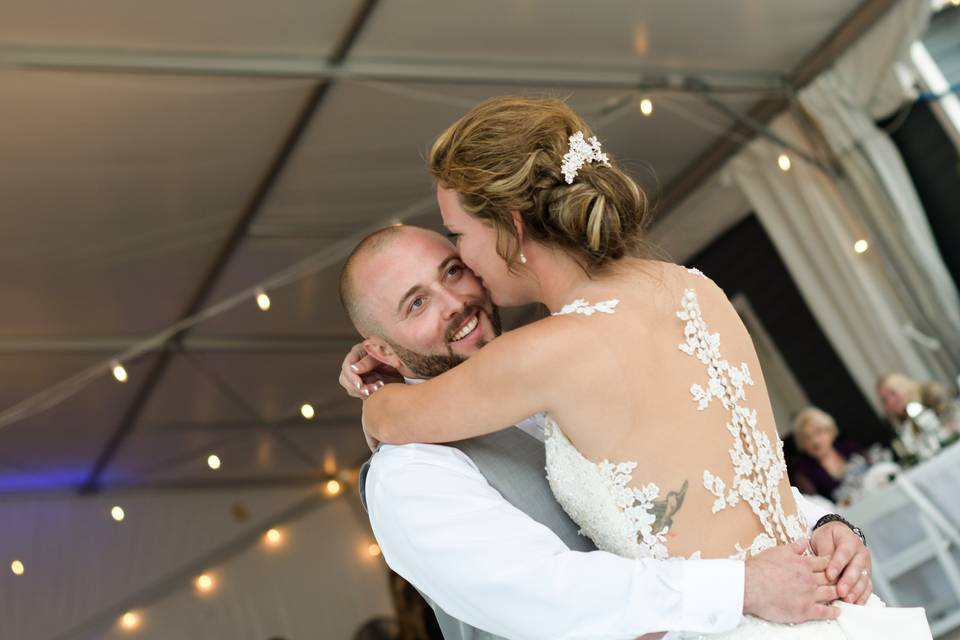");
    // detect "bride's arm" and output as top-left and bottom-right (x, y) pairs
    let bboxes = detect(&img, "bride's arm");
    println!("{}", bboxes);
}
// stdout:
(362, 318), (572, 444)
